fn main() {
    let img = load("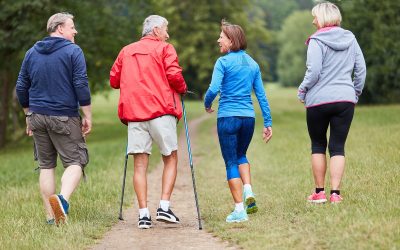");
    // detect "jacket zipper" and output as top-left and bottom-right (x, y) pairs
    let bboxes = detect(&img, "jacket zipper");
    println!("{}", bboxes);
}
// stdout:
(172, 94), (176, 109)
